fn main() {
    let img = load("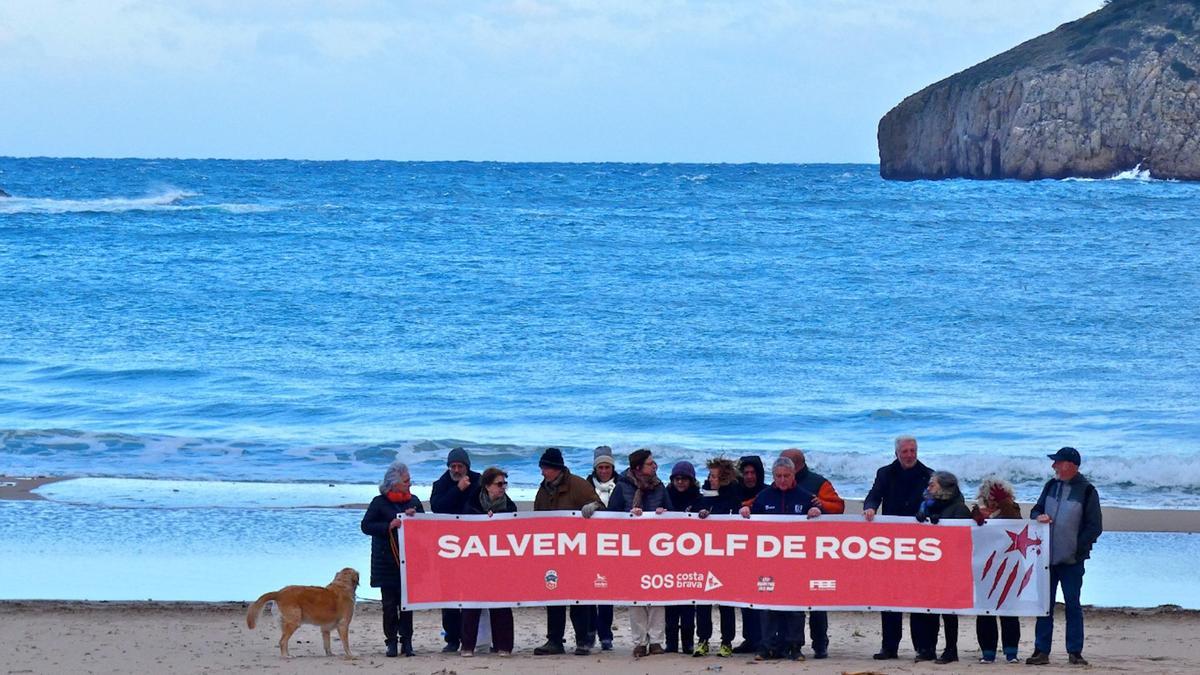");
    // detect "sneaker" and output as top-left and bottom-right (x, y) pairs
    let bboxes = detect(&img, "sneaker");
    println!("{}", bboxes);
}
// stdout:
(692, 642), (710, 657)
(441, 643), (460, 654)
(600, 639), (613, 651)
(533, 640), (565, 655)
(460, 649), (474, 657)
(497, 650), (511, 657)
(1068, 653), (1089, 666)
(633, 645), (648, 658)
(717, 643), (734, 658)
(980, 656), (996, 664)
(573, 644), (591, 656)
(873, 650), (899, 660)
(648, 643), (666, 655)
(1026, 650), (1050, 665)
(1007, 656), (1021, 664)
